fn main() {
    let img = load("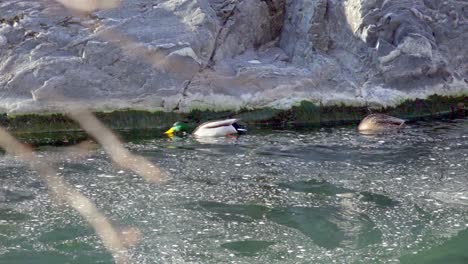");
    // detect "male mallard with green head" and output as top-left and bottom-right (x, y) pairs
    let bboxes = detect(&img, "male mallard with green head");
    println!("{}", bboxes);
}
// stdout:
(165, 119), (246, 137)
